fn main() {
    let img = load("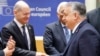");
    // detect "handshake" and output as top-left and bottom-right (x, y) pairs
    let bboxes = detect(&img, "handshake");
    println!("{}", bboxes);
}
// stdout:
(2, 36), (49, 56)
